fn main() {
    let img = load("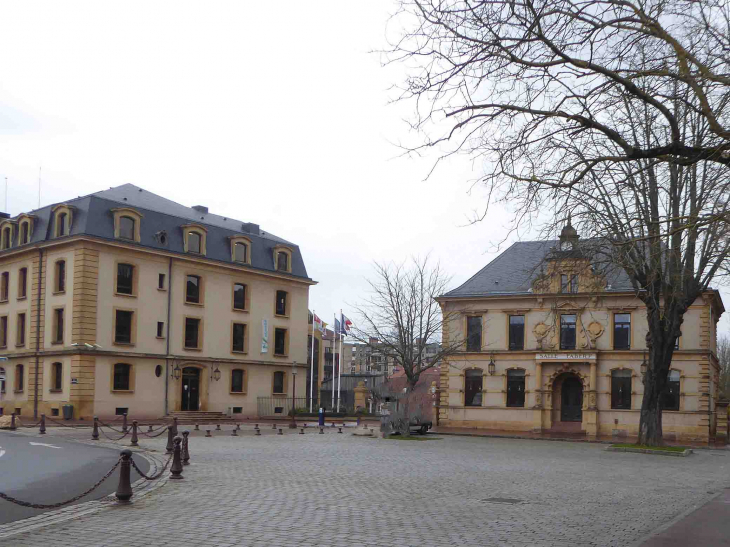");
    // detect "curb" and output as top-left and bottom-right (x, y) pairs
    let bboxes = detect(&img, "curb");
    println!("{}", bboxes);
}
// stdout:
(605, 446), (693, 457)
